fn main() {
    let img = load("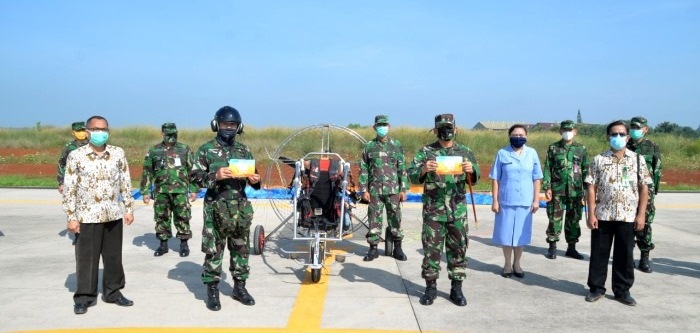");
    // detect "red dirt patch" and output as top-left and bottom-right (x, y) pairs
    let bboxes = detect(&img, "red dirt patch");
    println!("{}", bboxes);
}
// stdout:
(1, 148), (698, 188)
